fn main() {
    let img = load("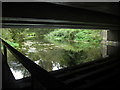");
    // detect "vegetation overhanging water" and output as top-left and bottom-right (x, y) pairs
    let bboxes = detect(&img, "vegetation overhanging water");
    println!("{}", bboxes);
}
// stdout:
(1, 28), (103, 79)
